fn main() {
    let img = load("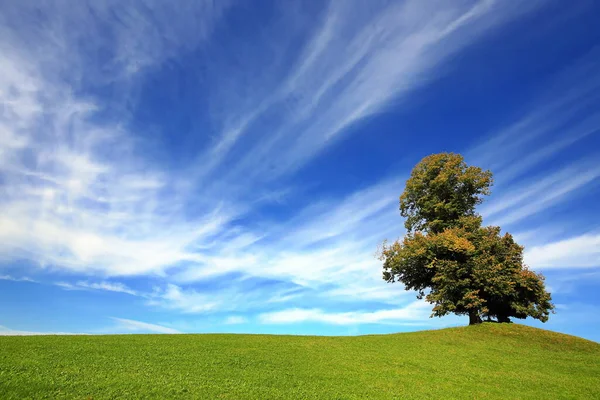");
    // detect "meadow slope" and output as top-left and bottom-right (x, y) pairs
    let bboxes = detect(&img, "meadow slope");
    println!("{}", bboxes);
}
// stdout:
(1, 323), (598, 399)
